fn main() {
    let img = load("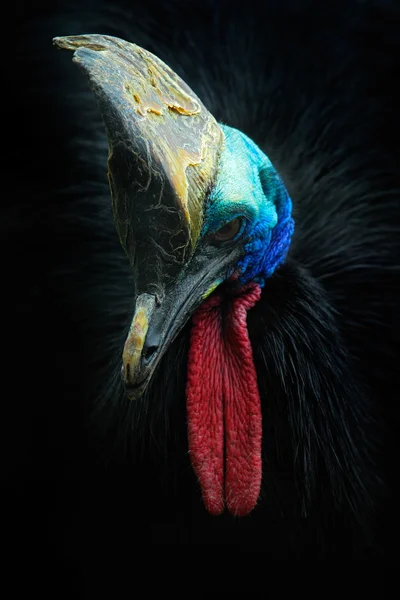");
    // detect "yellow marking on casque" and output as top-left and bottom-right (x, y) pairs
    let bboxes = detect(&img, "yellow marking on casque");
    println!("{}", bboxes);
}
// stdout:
(121, 59), (223, 246)
(54, 34), (224, 249)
